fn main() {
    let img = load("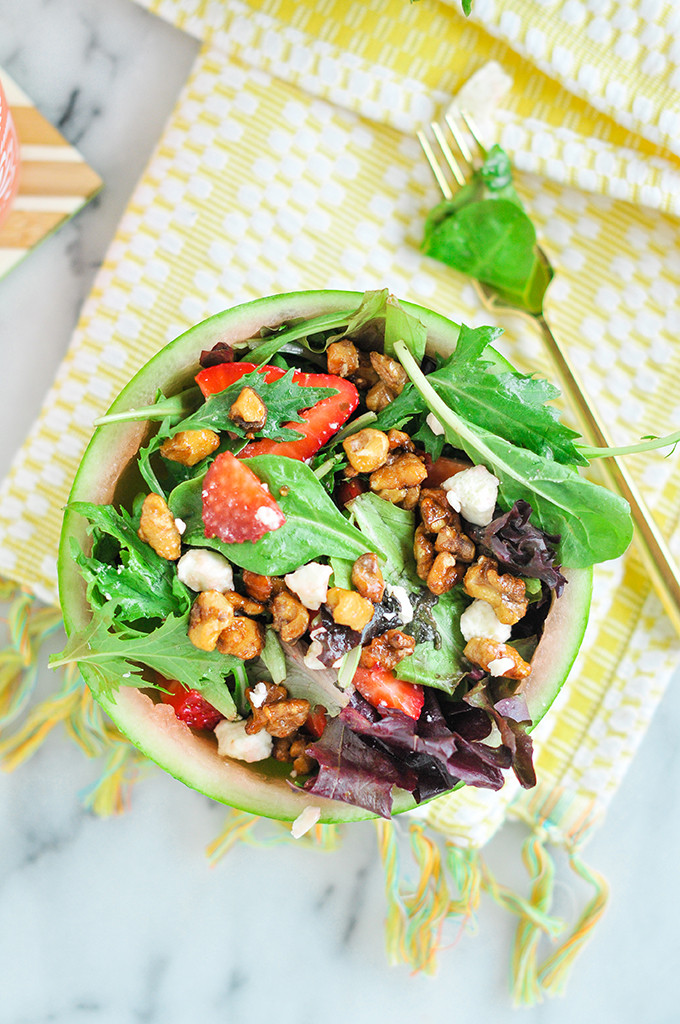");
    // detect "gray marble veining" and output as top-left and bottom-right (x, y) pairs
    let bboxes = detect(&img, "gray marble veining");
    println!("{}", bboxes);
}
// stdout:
(0, 1), (679, 1022)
